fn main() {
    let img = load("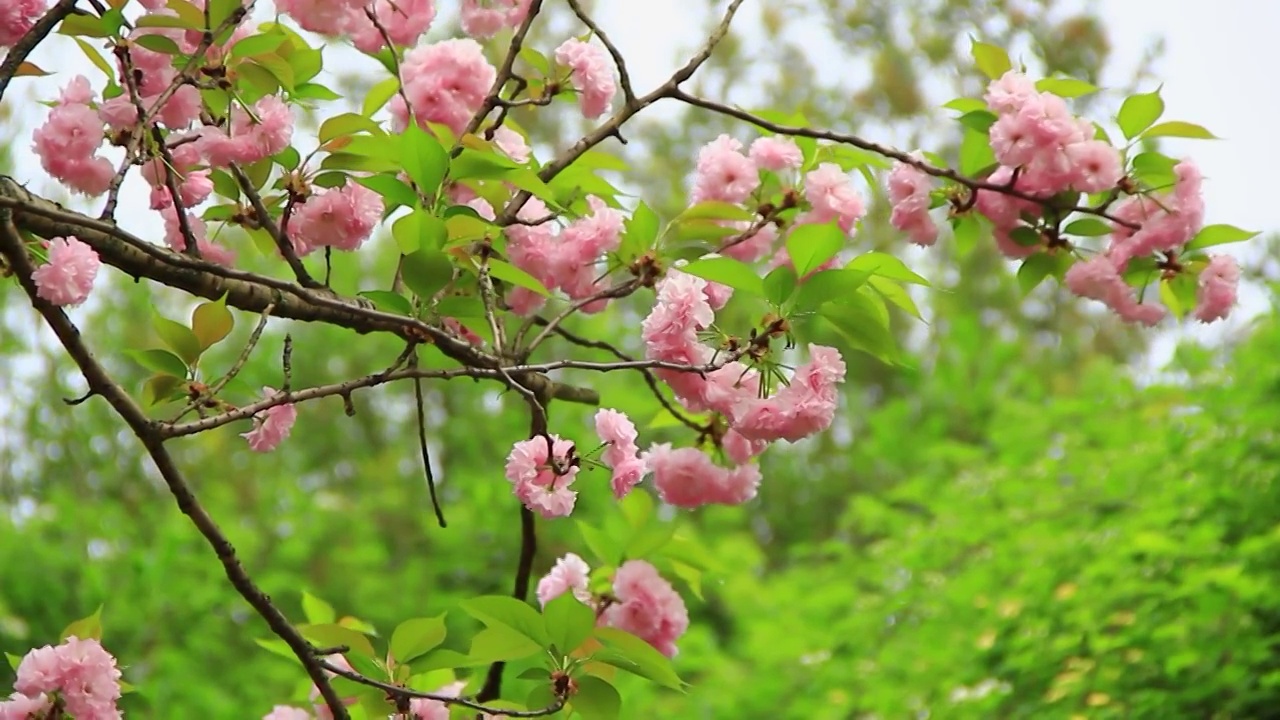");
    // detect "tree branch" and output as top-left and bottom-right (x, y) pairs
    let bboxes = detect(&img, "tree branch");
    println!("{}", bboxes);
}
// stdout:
(0, 0), (80, 104)
(0, 209), (351, 720)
